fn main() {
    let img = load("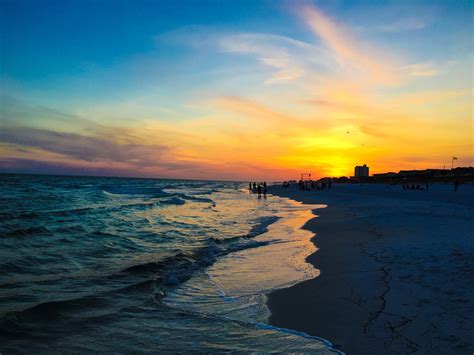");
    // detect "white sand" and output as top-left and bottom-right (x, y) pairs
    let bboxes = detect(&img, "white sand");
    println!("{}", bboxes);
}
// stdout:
(268, 183), (474, 354)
